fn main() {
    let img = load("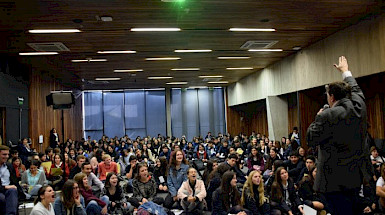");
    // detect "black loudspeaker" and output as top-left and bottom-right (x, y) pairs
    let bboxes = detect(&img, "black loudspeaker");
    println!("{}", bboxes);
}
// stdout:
(46, 92), (75, 109)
